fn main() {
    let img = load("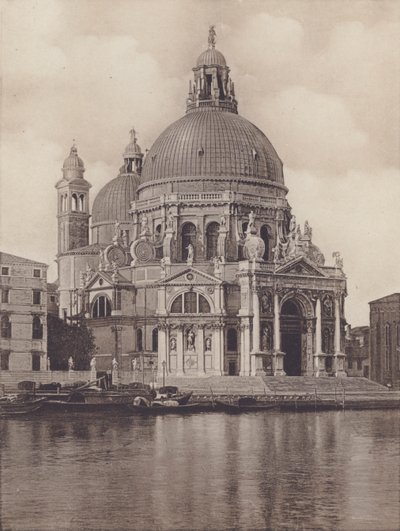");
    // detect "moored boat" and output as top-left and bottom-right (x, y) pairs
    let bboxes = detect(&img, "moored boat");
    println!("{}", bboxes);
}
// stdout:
(0, 395), (47, 417)
(214, 396), (279, 413)
(126, 395), (214, 414)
